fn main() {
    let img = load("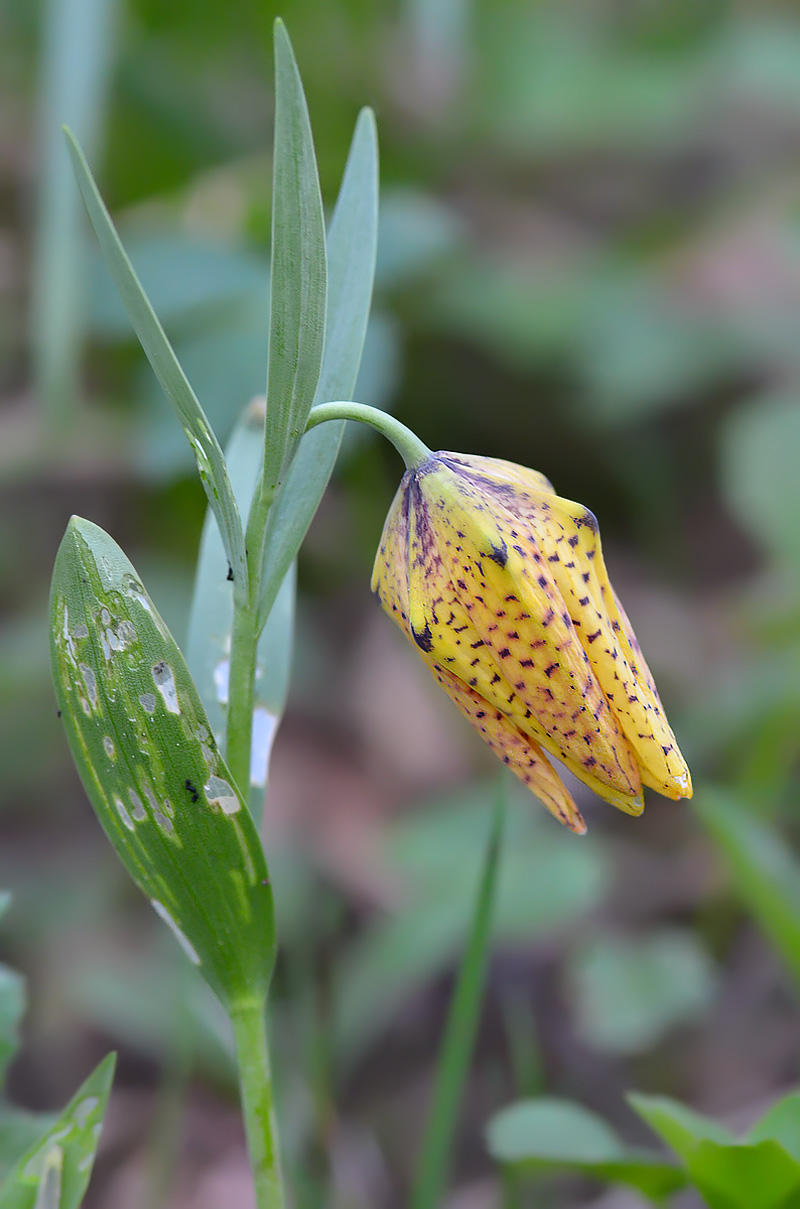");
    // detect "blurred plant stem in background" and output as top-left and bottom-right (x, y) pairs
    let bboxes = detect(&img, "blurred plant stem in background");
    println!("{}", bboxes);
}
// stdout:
(31, 0), (119, 438)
